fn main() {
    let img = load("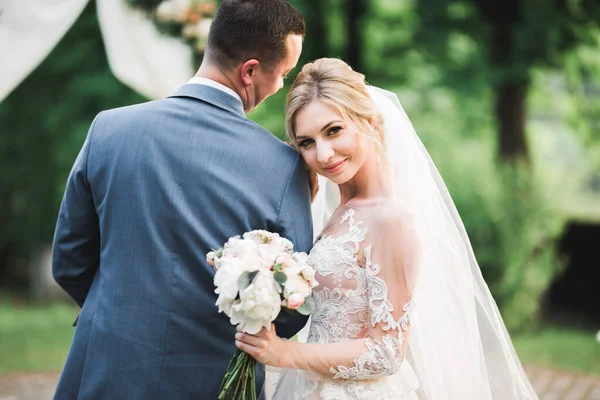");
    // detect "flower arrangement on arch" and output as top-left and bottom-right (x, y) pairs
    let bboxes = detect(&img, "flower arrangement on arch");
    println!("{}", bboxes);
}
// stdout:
(126, 0), (216, 54)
